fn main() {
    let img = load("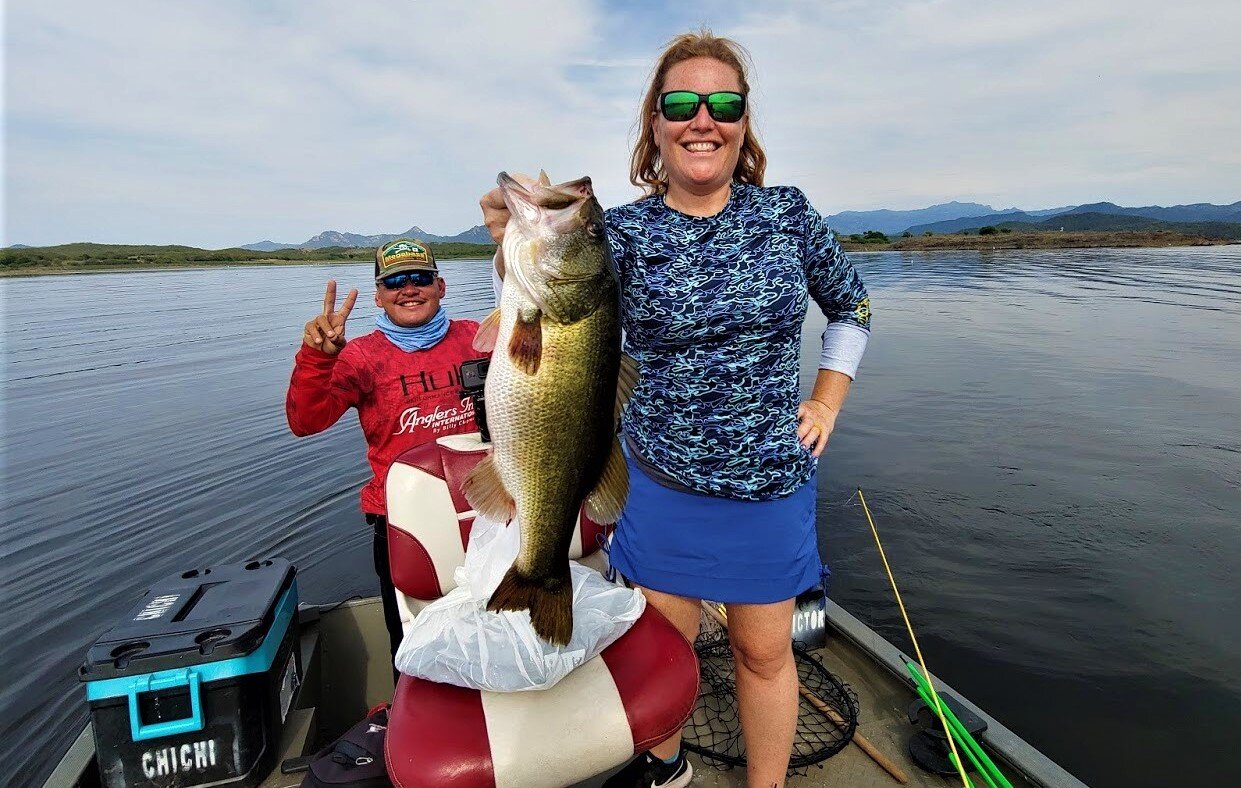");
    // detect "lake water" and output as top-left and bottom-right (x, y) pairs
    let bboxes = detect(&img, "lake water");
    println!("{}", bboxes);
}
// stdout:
(2, 248), (1239, 787)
